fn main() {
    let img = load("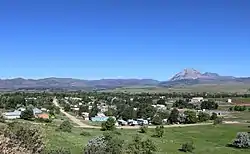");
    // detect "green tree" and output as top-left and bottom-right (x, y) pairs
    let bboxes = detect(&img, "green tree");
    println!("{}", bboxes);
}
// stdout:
(184, 110), (197, 124)
(58, 120), (72, 132)
(213, 117), (223, 125)
(157, 110), (170, 120)
(210, 112), (218, 120)
(153, 125), (164, 138)
(64, 104), (71, 112)
(201, 101), (218, 110)
(152, 115), (163, 125)
(168, 108), (179, 124)
(20, 108), (34, 120)
(198, 112), (210, 122)
(101, 117), (116, 131)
